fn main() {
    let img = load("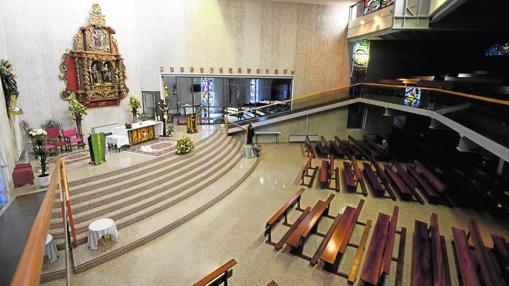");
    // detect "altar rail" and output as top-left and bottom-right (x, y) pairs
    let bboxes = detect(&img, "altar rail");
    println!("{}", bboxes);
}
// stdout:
(11, 158), (71, 286)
